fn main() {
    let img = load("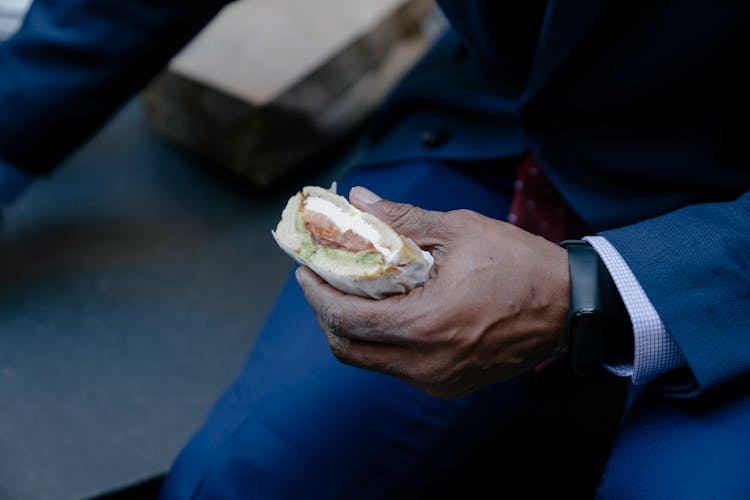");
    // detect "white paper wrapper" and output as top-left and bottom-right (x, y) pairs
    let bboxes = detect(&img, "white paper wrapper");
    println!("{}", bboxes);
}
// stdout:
(272, 185), (434, 300)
